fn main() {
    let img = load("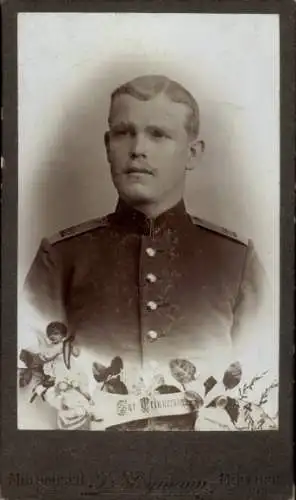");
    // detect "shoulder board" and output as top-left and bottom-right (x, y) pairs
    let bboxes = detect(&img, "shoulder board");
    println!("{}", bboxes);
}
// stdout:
(48, 215), (110, 244)
(190, 215), (248, 246)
